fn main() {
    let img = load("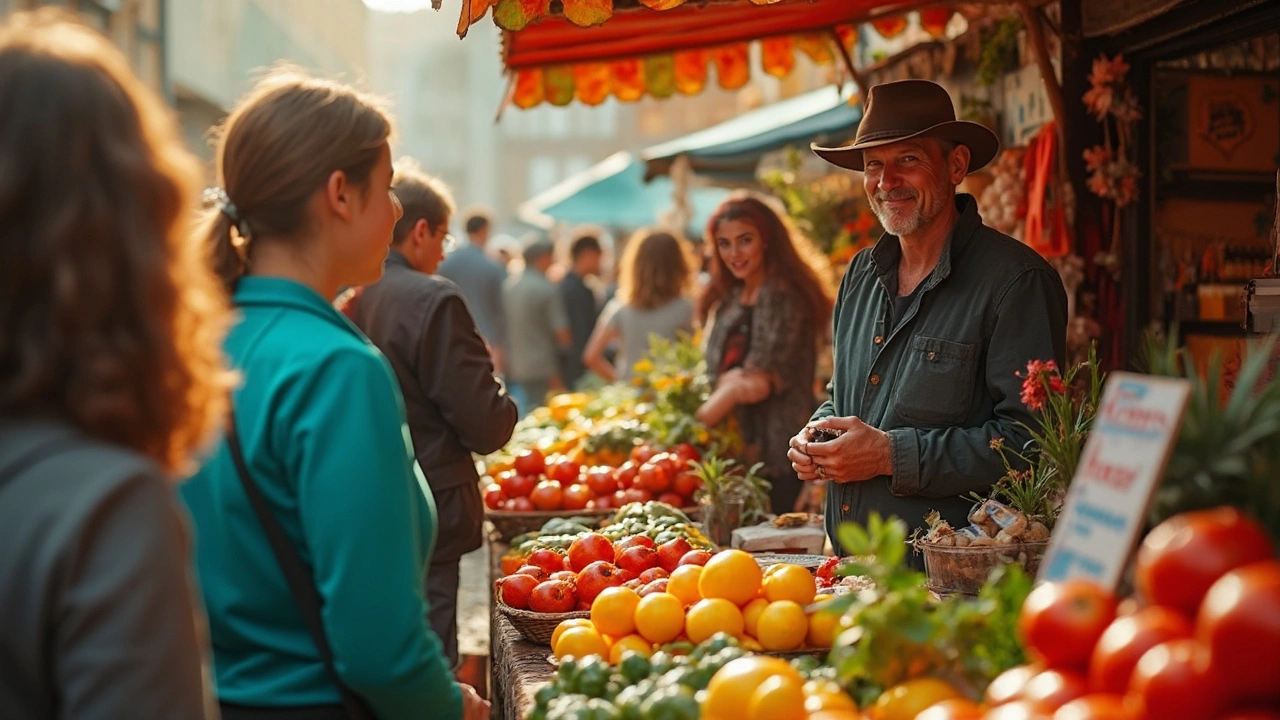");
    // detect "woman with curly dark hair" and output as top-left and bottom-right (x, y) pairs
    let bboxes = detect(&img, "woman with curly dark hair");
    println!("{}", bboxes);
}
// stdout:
(695, 193), (836, 513)
(0, 10), (234, 719)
